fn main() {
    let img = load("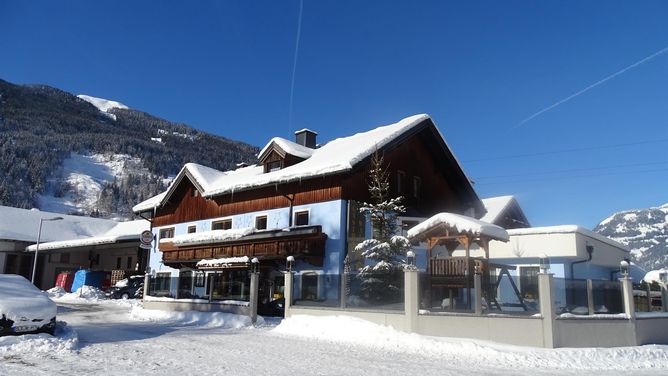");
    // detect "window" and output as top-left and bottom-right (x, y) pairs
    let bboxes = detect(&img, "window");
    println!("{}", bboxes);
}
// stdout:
(413, 176), (422, 199)
(397, 170), (406, 194)
(159, 227), (174, 240)
(266, 160), (282, 172)
(212, 219), (232, 230)
(178, 270), (194, 298)
(255, 215), (268, 230)
(294, 210), (309, 226)
(520, 266), (540, 300)
(194, 272), (205, 288)
(116, 257), (122, 269)
(127, 256), (133, 270)
(190, 188), (199, 197)
(188, 225), (197, 233)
